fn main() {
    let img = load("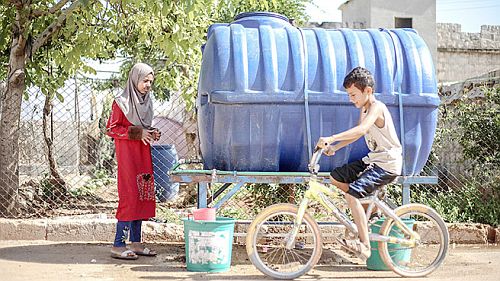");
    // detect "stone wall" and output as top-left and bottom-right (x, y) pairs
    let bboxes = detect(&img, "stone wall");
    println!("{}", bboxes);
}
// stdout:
(437, 24), (500, 82)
